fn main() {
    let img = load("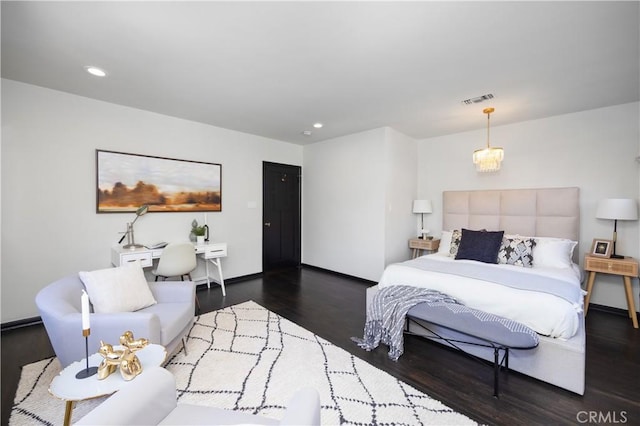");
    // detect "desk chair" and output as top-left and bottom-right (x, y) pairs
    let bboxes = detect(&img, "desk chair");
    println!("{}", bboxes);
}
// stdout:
(152, 242), (200, 311)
